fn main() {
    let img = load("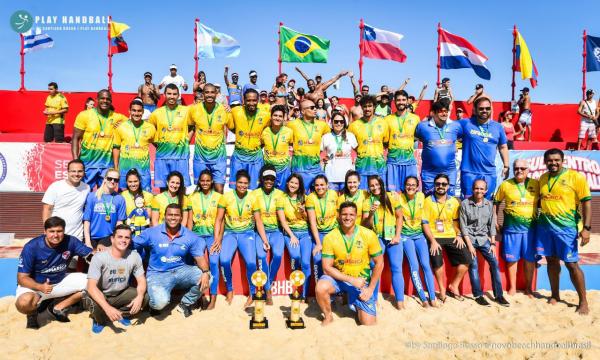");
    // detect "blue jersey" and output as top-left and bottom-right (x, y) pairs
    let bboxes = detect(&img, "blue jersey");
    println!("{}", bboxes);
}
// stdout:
(83, 192), (127, 239)
(415, 119), (463, 174)
(18, 235), (92, 284)
(242, 83), (258, 98)
(133, 224), (206, 275)
(227, 84), (242, 105)
(459, 118), (507, 175)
